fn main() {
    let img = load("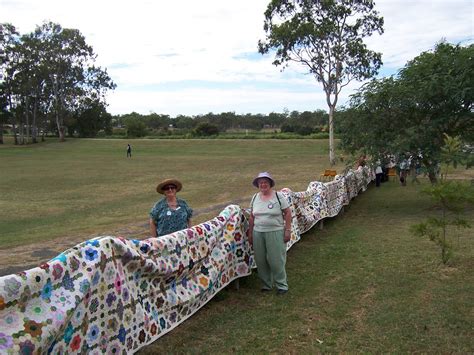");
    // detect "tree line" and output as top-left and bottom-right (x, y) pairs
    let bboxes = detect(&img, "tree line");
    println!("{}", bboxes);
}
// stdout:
(0, 22), (116, 144)
(114, 109), (331, 138)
